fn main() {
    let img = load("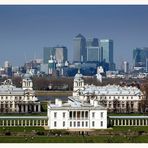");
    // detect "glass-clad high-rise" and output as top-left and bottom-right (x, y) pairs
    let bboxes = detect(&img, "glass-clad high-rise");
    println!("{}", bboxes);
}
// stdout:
(73, 34), (87, 63)
(133, 47), (148, 68)
(99, 39), (114, 70)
